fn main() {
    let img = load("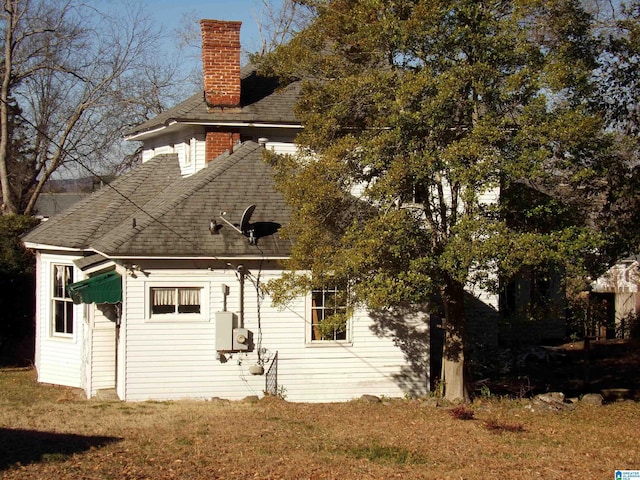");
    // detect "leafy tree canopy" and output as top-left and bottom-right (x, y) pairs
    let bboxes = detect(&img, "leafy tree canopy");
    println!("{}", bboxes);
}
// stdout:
(0, 214), (38, 273)
(261, 0), (636, 400)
